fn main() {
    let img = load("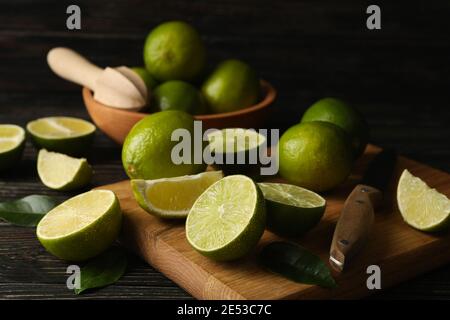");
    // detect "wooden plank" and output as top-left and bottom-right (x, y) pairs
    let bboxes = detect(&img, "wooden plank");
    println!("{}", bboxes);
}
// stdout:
(98, 145), (450, 299)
